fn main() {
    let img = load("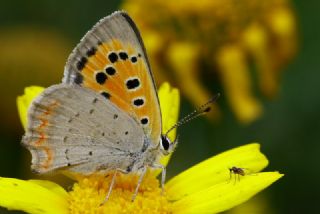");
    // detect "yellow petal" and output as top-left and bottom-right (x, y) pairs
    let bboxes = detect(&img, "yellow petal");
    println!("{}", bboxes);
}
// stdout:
(166, 143), (268, 200)
(172, 172), (283, 214)
(17, 86), (44, 129)
(216, 45), (262, 123)
(0, 177), (68, 214)
(28, 180), (69, 198)
(157, 82), (180, 168)
(242, 24), (277, 98)
(158, 82), (180, 141)
(167, 42), (220, 120)
(268, 7), (297, 60)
